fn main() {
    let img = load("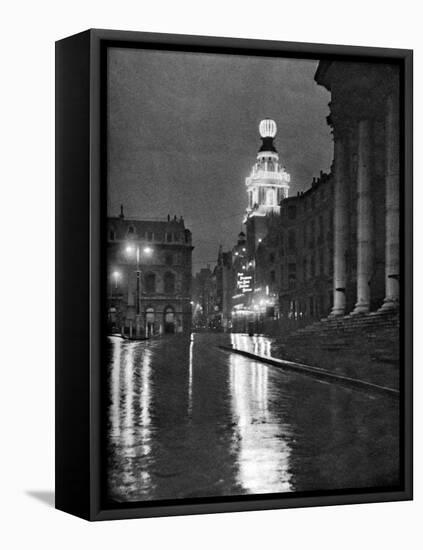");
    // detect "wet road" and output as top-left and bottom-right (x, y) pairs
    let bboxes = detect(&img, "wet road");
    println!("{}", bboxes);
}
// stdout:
(106, 333), (400, 503)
